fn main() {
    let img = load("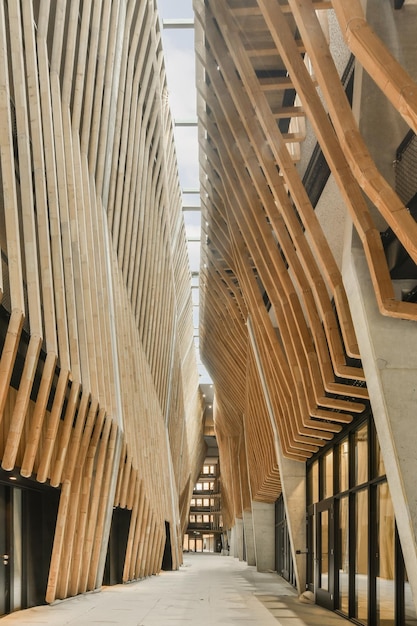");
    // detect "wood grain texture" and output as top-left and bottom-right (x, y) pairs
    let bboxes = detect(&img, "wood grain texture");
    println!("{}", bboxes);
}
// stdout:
(0, 0), (203, 603)
(194, 0), (417, 518)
